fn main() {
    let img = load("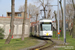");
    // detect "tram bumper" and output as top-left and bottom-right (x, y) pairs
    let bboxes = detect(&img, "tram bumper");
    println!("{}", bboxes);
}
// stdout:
(40, 31), (53, 37)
